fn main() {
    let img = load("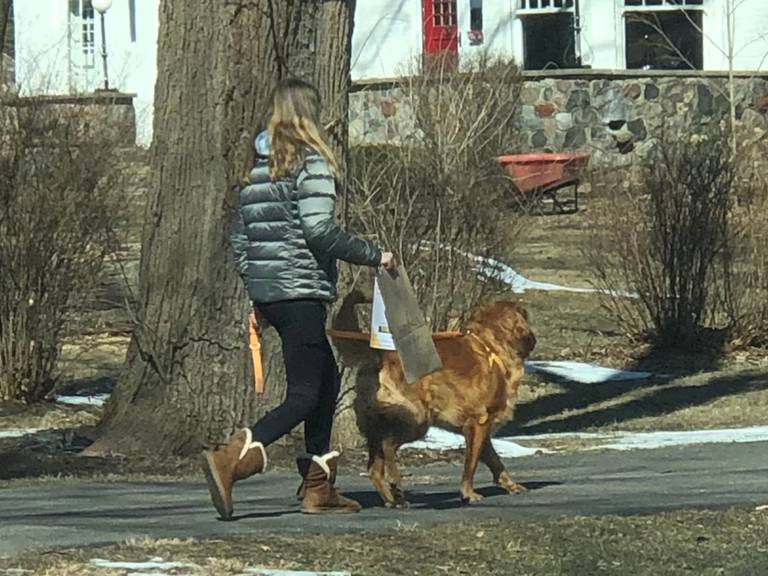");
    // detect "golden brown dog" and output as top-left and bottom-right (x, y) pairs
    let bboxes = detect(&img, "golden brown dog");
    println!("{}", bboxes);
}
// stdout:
(354, 300), (536, 506)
